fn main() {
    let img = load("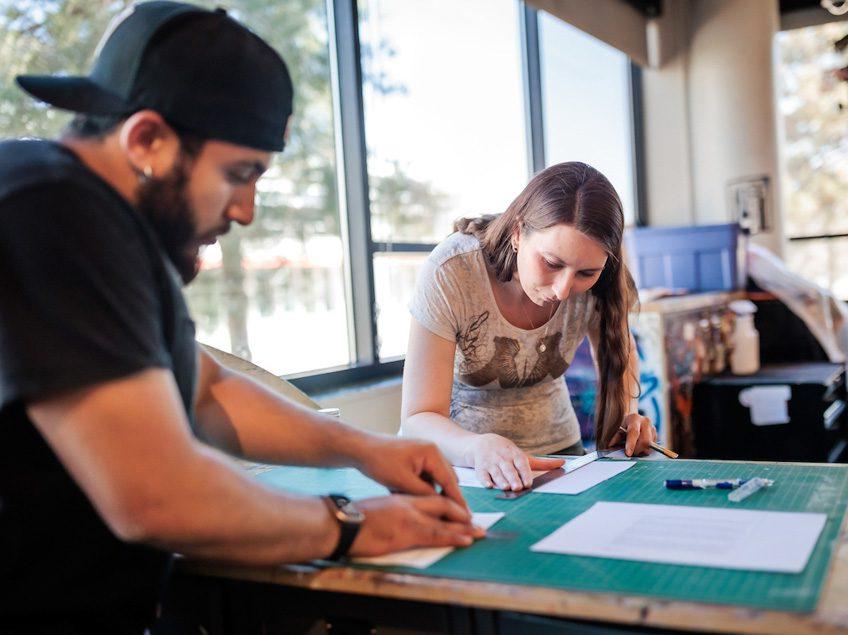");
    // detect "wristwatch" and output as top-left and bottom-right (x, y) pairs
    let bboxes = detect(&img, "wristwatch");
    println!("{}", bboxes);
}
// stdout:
(322, 494), (365, 560)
